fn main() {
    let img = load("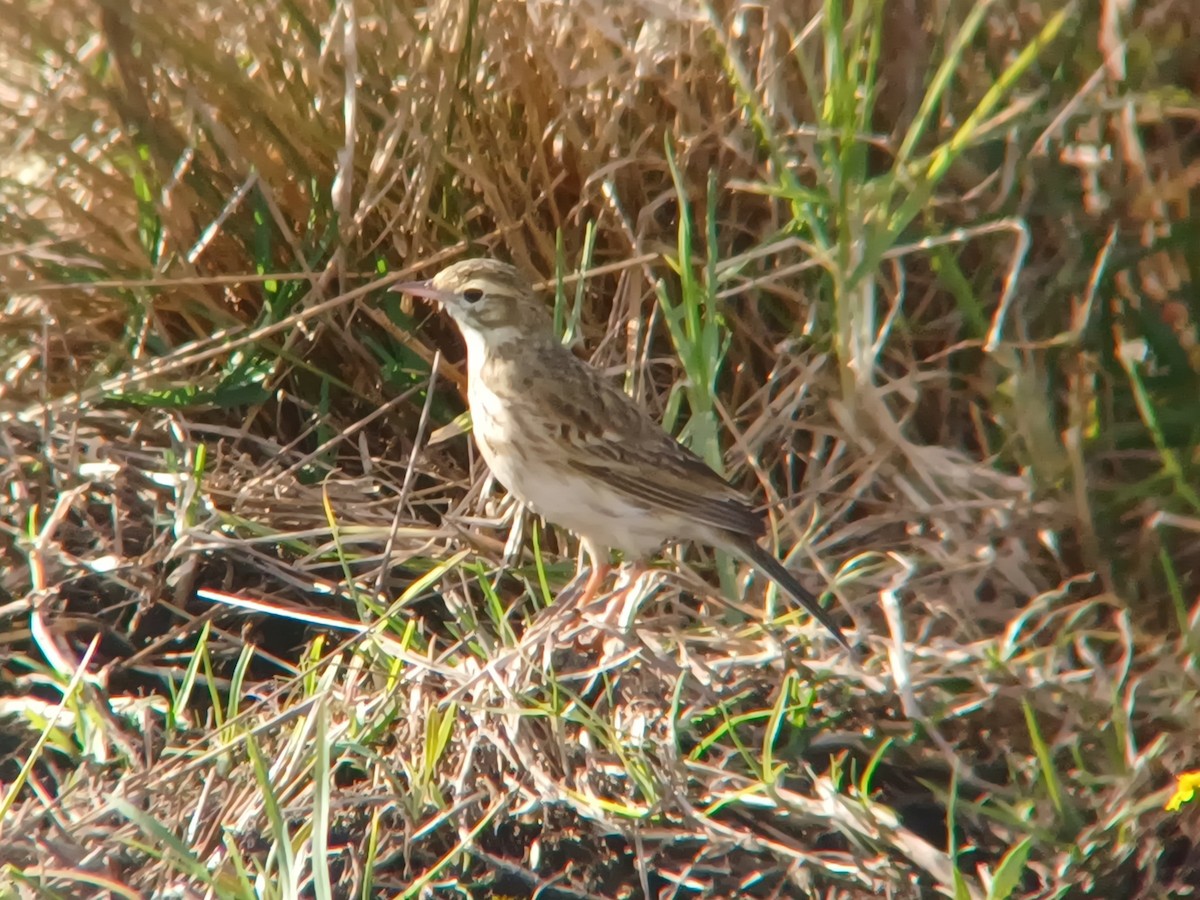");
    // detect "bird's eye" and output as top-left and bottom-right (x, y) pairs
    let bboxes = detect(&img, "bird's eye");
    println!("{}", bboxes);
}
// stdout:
(462, 288), (484, 304)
